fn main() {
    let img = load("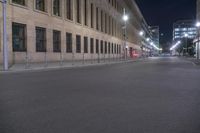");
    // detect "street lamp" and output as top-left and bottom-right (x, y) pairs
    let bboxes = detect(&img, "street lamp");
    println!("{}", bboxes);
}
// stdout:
(184, 33), (188, 56)
(139, 31), (144, 57)
(1, 0), (8, 71)
(139, 31), (144, 36)
(123, 8), (128, 60)
(146, 38), (150, 42)
(196, 22), (200, 60)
